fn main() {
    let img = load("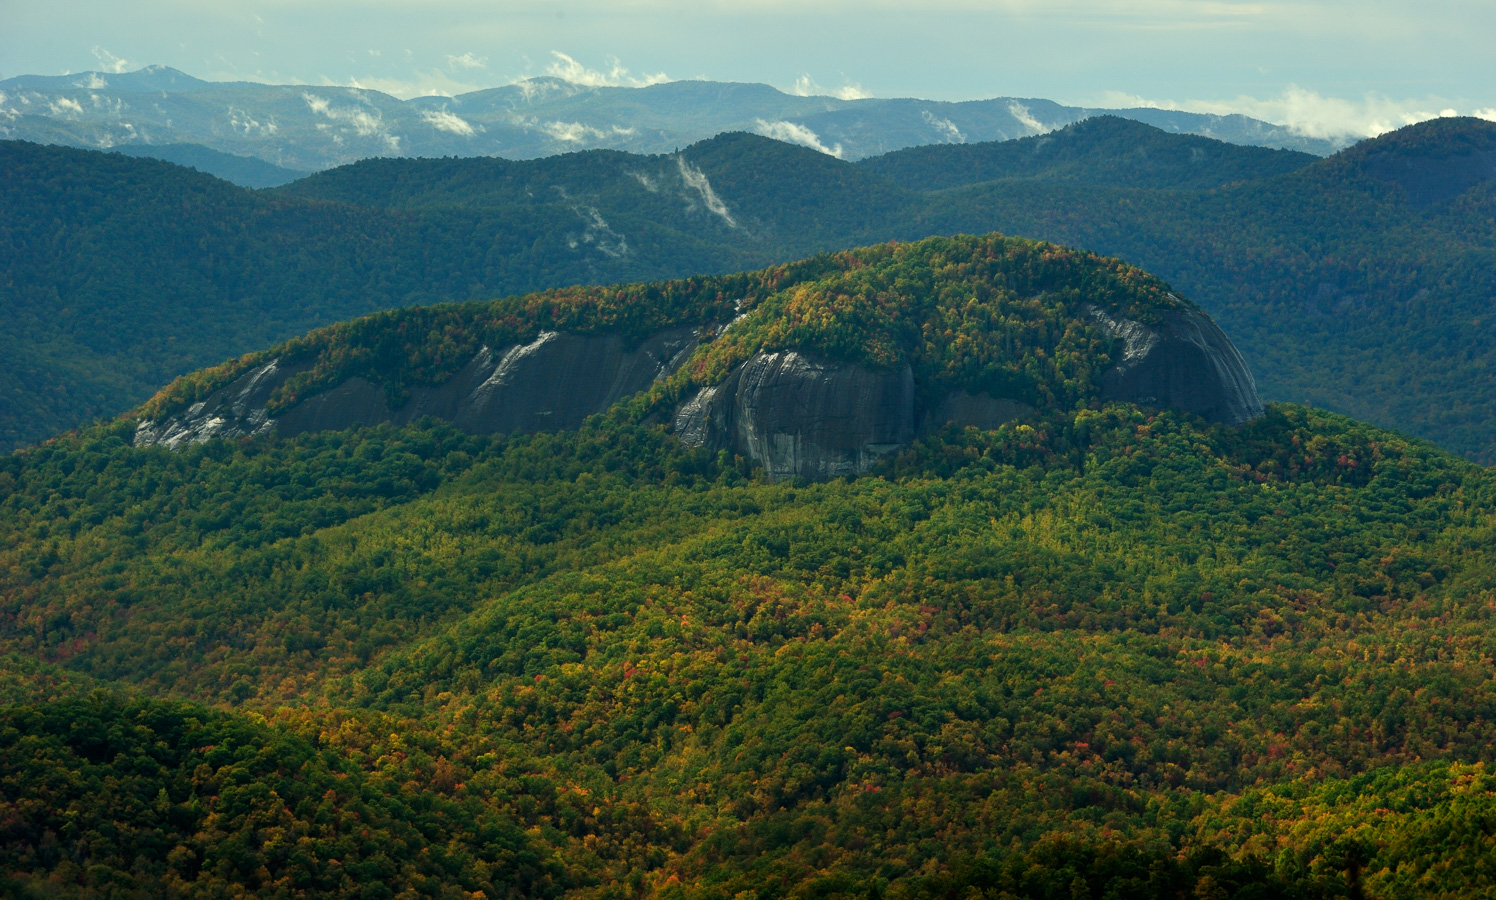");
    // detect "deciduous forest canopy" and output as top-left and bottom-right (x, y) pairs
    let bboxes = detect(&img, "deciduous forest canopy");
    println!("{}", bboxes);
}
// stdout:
(3, 236), (1496, 897)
